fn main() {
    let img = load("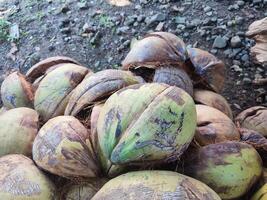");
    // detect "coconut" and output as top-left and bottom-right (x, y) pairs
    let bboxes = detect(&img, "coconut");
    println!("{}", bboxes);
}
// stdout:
(0, 107), (38, 157)
(0, 154), (56, 199)
(60, 178), (107, 200)
(32, 116), (99, 178)
(185, 141), (263, 199)
(193, 89), (233, 119)
(34, 63), (89, 122)
(1, 72), (34, 109)
(236, 106), (267, 137)
(97, 83), (197, 168)
(195, 105), (240, 146)
(92, 171), (221, 200)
